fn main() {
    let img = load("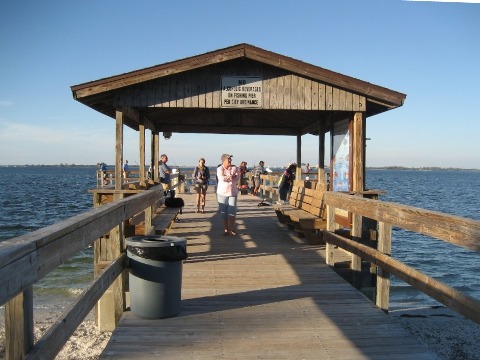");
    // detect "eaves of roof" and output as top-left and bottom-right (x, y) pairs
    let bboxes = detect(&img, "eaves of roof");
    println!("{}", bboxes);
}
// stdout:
(71, 43), (406, 108)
